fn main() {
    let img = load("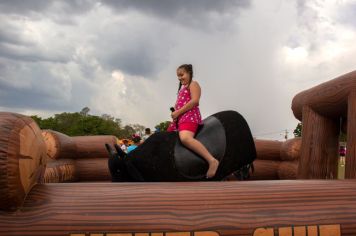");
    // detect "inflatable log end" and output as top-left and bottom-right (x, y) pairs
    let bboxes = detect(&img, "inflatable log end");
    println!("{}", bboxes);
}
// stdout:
(0, 112), (46, 211)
